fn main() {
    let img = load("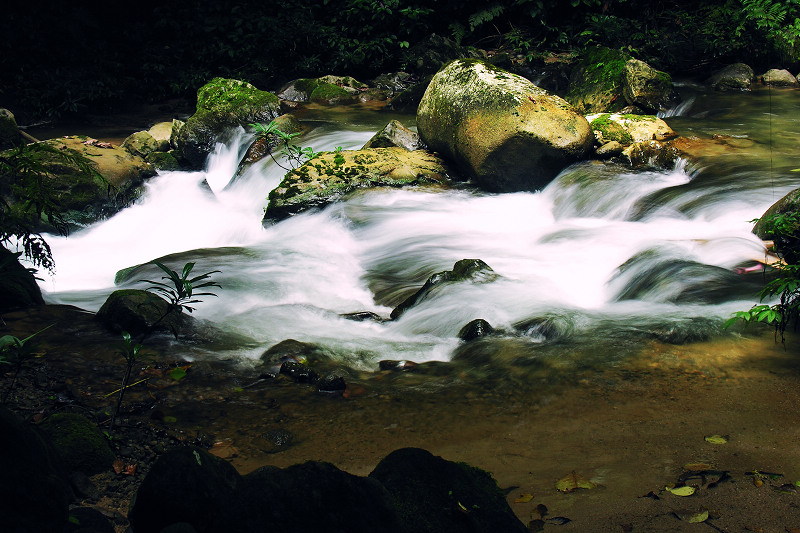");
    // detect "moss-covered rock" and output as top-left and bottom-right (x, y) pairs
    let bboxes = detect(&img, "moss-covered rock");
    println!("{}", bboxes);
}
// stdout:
(587, 113), (675, 145)
(1, 136), (155, 231)
(263, 147), (451, 222)
(622, 59), (675, 112)
(566, 47), (632, 114)
(753, 187), (800, 264)
(760, 68), (799, 87)
(147, 121), (174, 152)
(175, 78), (280, 168)
(121, 130), (160, 159)
(277, 78), (321, 102)
(362, 120), (423, 151)
(146, 150), (181, 171)
(310, 82), (357, 105)
(0, 108), (21, 150)
(707, 63), (754, 91)
(37, 413), (115, 476)
(417, 59), (593, 192)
